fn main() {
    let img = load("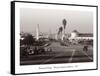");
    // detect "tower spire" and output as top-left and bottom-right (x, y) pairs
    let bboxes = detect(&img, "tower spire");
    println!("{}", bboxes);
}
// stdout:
(36, 24), (39, 40)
